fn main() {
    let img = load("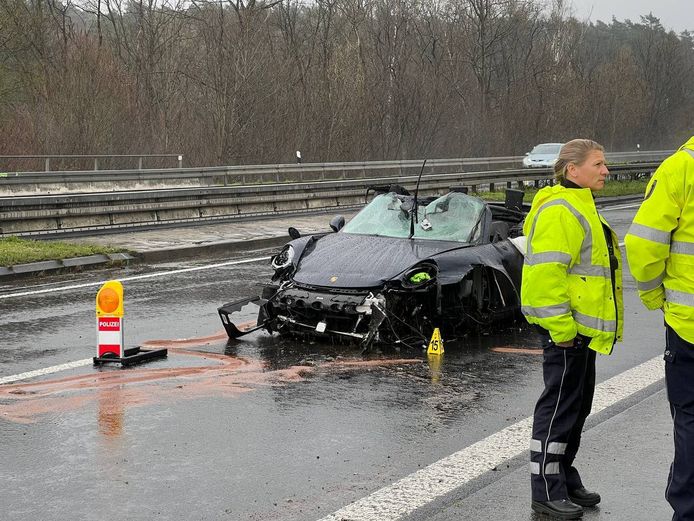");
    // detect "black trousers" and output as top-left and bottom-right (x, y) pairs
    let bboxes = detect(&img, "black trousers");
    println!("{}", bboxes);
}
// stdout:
(530, 335), (596, 501)
(664, 325), (694, 521)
